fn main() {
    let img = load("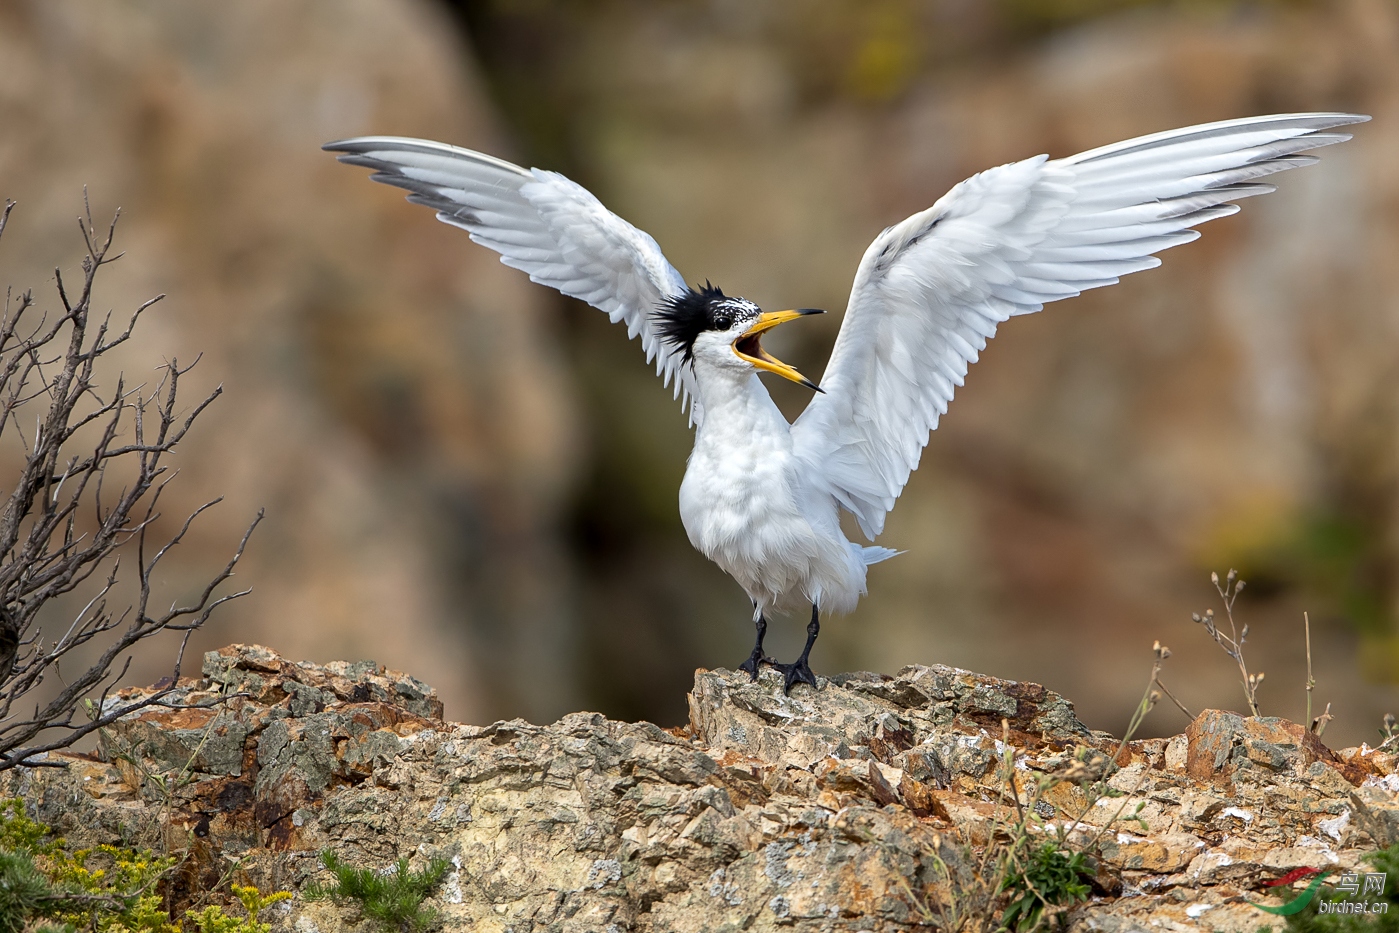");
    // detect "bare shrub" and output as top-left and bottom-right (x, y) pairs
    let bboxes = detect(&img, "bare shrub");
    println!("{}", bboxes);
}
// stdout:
(0, 197), (260, 770)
